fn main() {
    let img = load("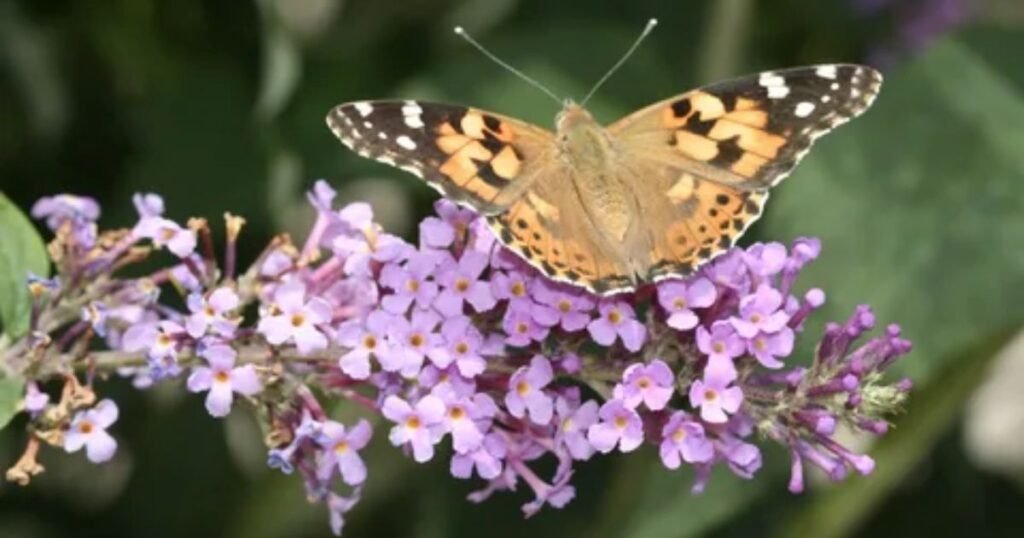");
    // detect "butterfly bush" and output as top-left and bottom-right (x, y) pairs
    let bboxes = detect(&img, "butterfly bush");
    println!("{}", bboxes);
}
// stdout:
(2, 182), (912, 534)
